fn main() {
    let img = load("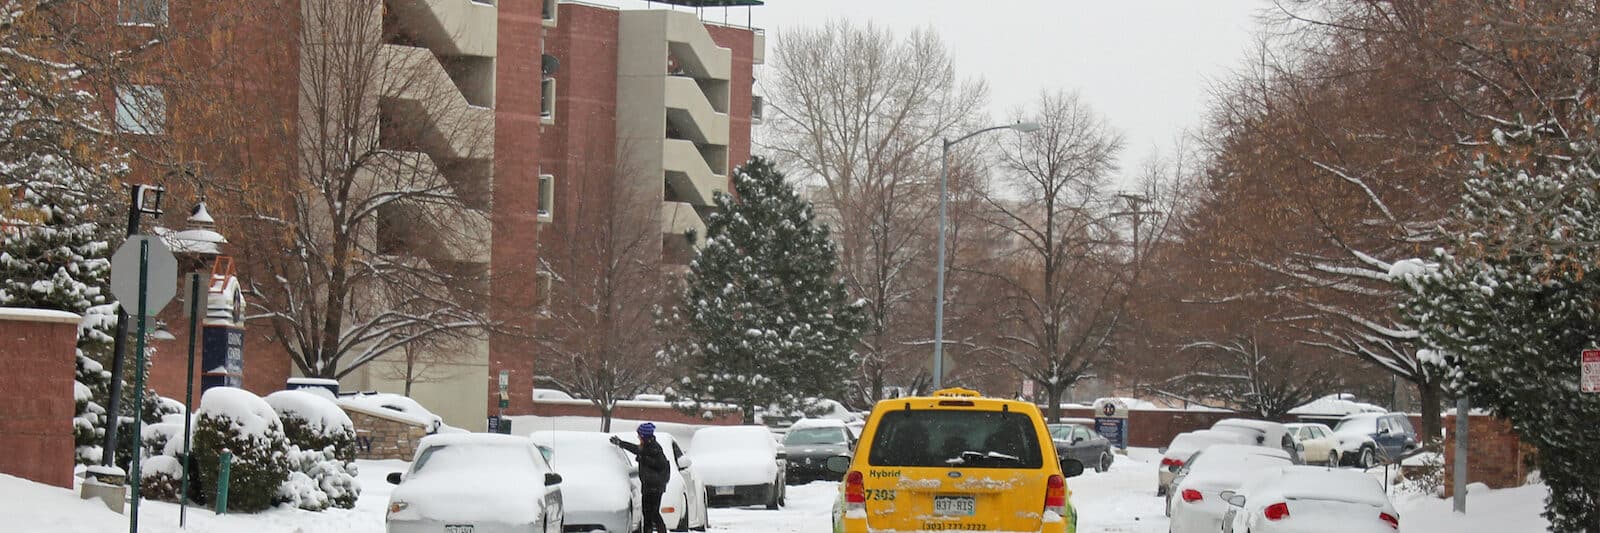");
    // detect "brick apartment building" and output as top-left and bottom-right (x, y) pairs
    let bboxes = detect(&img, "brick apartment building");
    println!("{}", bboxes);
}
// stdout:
(94, 0), (762, 430)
